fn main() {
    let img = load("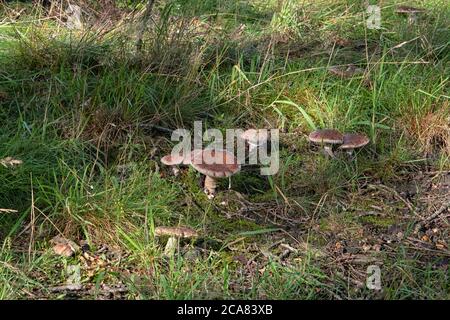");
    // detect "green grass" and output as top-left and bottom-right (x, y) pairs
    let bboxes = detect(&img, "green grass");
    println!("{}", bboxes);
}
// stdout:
(0, 0), (449, 299)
